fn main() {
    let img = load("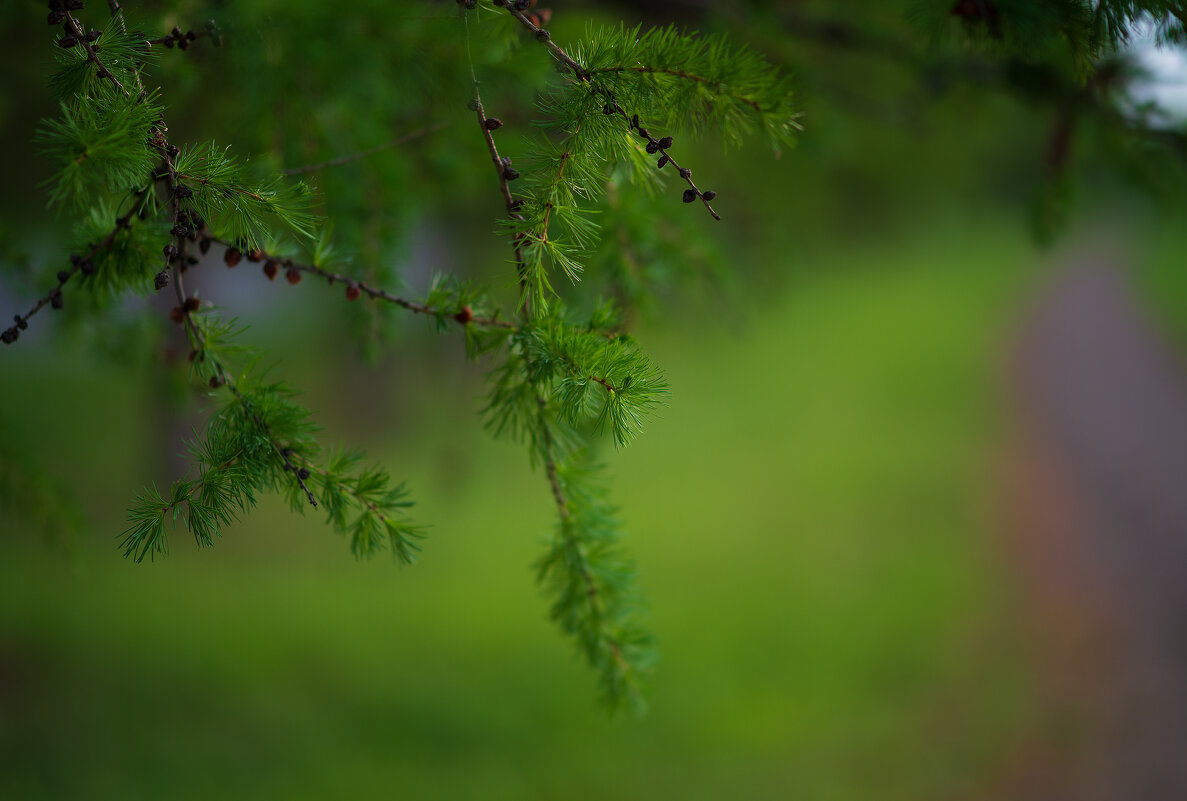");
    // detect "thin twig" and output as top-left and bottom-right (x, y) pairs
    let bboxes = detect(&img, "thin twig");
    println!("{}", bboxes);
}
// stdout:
(1, 213), (134, 345)
(202, 234), (516, 329)
(280, 122), (450, 176)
